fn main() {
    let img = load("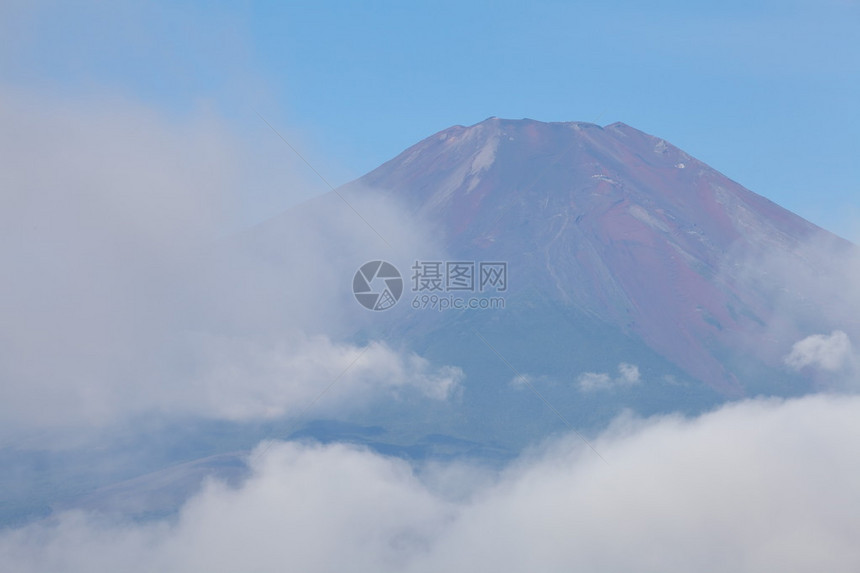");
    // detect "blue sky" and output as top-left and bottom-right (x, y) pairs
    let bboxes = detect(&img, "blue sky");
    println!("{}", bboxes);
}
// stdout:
(3, 0), (858, 239)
